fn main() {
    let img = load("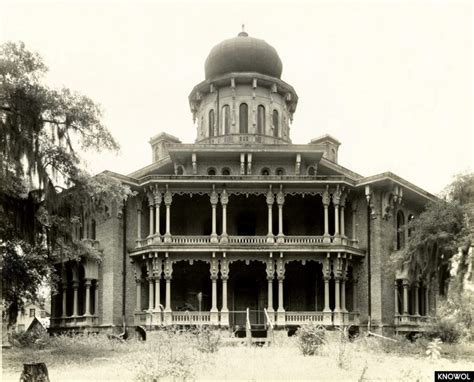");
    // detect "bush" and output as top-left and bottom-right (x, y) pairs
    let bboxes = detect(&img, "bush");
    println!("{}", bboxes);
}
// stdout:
(295, 323), (326, 356)
(195, 326), (221, 353)
(11, 327), (49, 348)
(425, 318), (462, 344)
